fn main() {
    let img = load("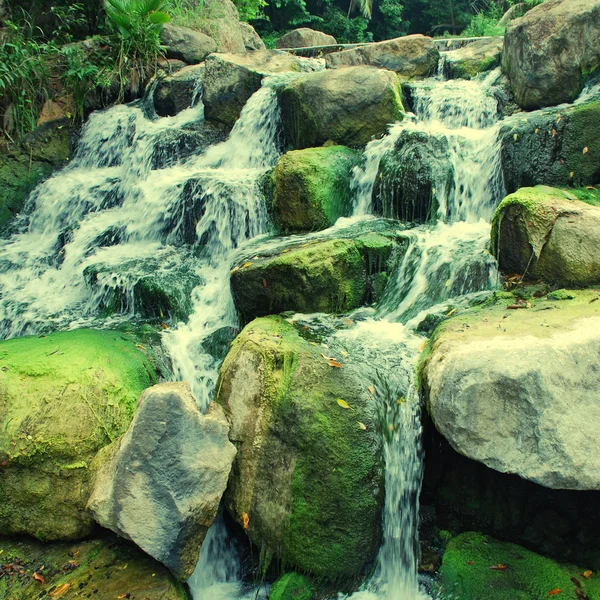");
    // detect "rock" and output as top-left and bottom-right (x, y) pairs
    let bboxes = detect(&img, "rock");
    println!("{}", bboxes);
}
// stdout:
(278, 66), (404, 149)
(373, 129), (453, 222)
(230, 226), (399, 323)
(199, 0), (246, 53)
(276, 28), (337, 49)
(217, 317), (384, 579)
(87, 382), (236, 580)
(161, 23), (217, 64)
(271, 145), (361, 233)
(158, 57), (188, 74)
(203, 51), (322, 127)
(421, 289), (600, 490)
(240, 22), (266, 51)
(491, 186), (600, 286)
(502, 0), (600, 109)
(441, 532), (597, 600)
(0, 329), (157, 540)
(0, 121), (74, 236)
(325, 35), (439, 80)
(0, 535), (188, 600)
(154, 63), (205, 117)
(444, 37), (503, 80)
(270, 572), (315, 600)
(500, 99), (600, 193)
